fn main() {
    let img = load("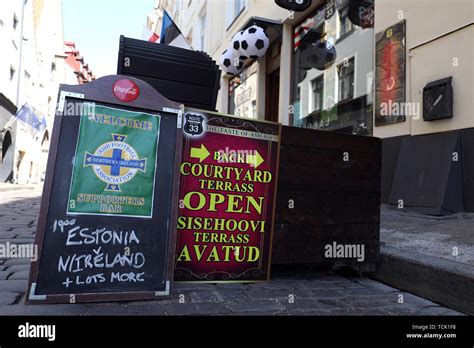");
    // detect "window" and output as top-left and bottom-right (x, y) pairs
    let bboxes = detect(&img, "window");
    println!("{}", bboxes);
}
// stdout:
(13, 14), (18, 30)
(337, 57), (355, 102)
(338, 6), (353, 39)
(226, 0), (246, 28)
(291, 5), (373, 135)
(172, 0), (180, 17)
(197, 12), (206, 51)
(186, 30), (192, 46)
(311, 76), (324, 112)
(228, 61), (257, 118)
(9, 66), (15, 80)
(366, 71), (374, 105)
